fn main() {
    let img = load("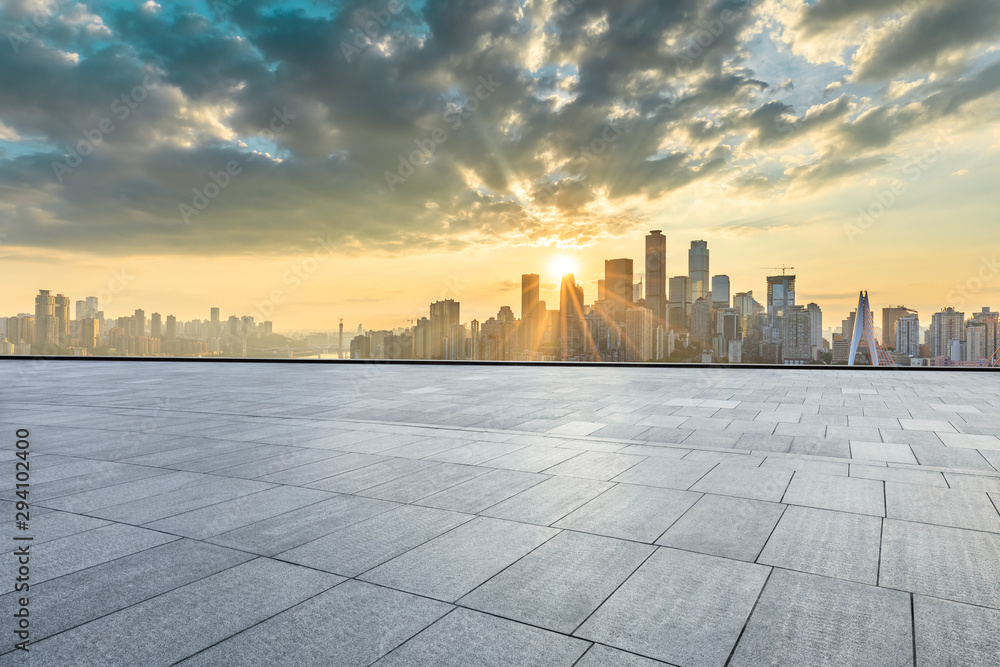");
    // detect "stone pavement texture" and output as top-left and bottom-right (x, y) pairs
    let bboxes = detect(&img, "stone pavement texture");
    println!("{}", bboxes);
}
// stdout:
(2, 361), (1000, 666)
